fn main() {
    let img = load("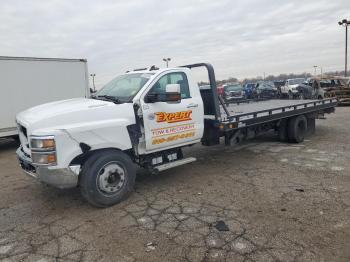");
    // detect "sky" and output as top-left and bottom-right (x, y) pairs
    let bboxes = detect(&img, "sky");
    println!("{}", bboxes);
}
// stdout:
(0, 0), (349, 87)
